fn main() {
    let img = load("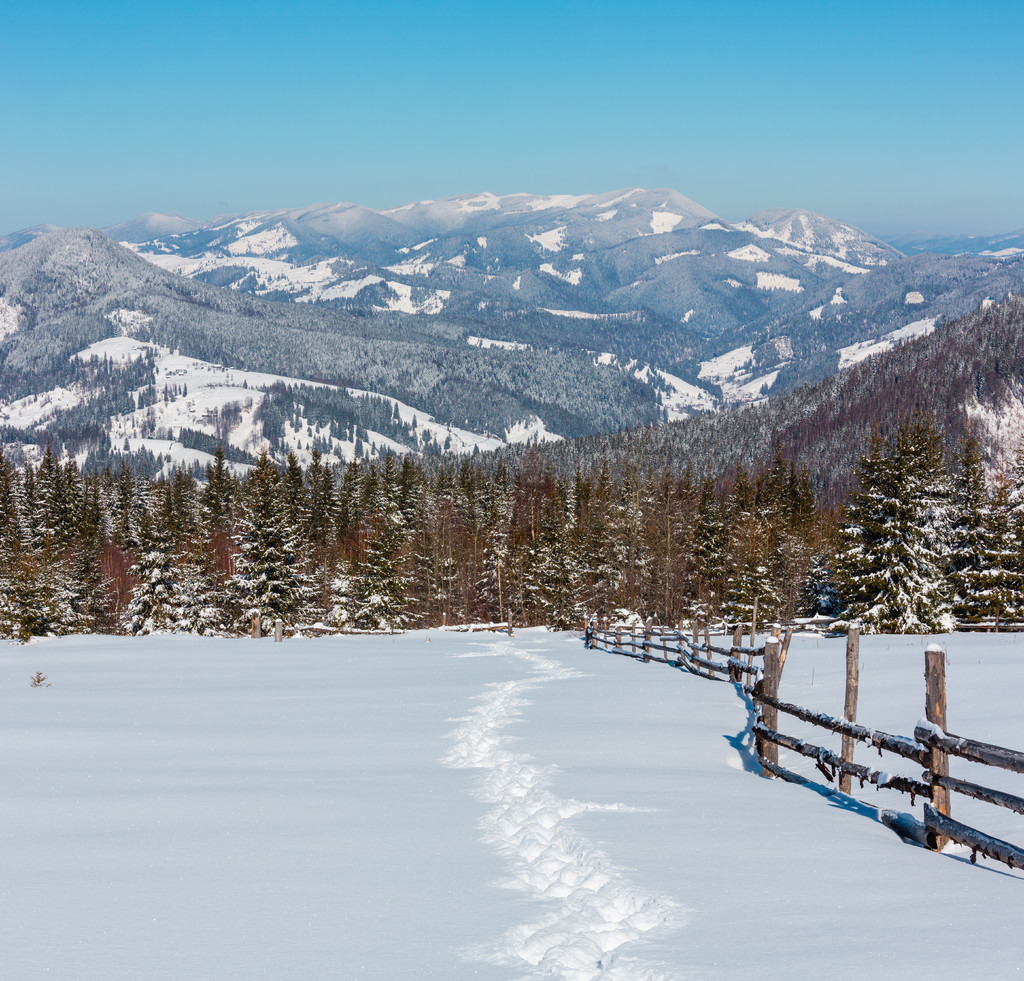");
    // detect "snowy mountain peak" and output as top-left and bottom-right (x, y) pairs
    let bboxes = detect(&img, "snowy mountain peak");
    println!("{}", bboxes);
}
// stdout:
(104, 212), (204, 243)
(736, 208), (900, 266)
